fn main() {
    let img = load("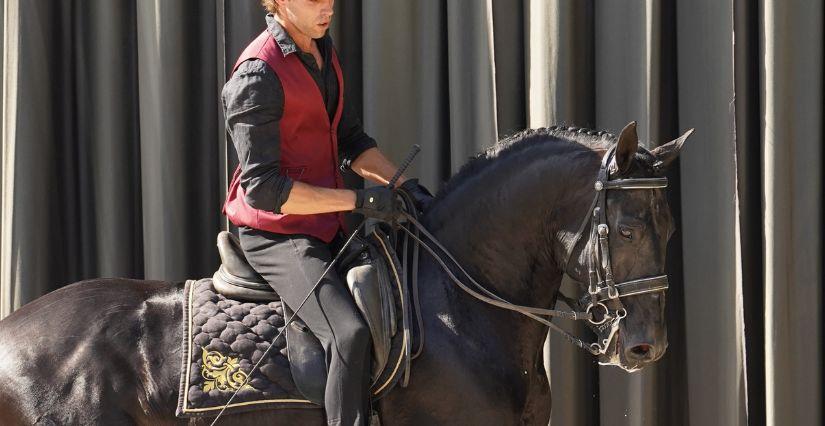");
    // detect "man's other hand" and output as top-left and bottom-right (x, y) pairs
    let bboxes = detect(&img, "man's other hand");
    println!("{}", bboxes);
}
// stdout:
(353, 186), (402, 223)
